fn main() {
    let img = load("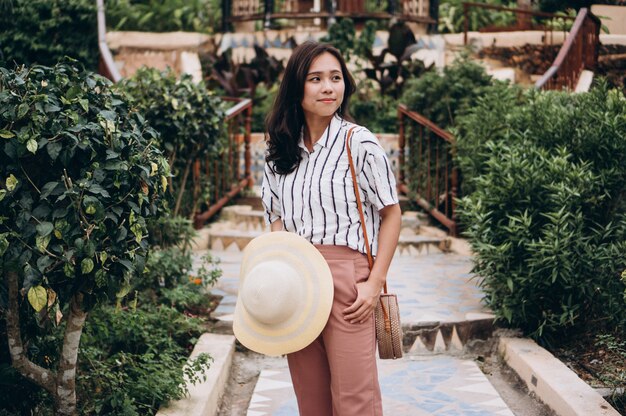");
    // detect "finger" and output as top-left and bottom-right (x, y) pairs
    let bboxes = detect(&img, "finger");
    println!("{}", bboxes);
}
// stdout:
(345, 304), (369, 322)
(342, 298), (363, 315)
(355, 309), (374, 324)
